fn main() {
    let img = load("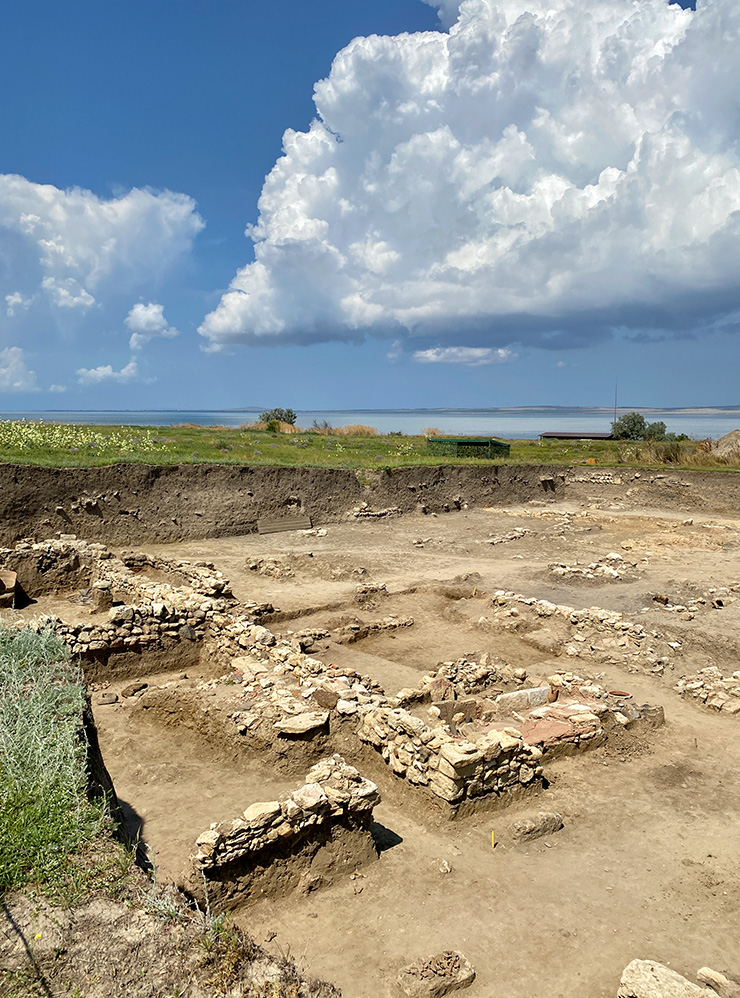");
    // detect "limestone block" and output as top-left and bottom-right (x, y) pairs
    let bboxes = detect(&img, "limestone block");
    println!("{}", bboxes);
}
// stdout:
(510, 811), (564, 841)
(618, 960), (708, 997)
(439, 742), (482, 770)
(696, 968), (740, 998)
(273, 711), (329, 735)
(496, 687), (551, 712)
(242, 801), (281, 827)
(291, 783), (329, 812)
(436, 757), (460, 779)
(429, 772), (464, 802)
